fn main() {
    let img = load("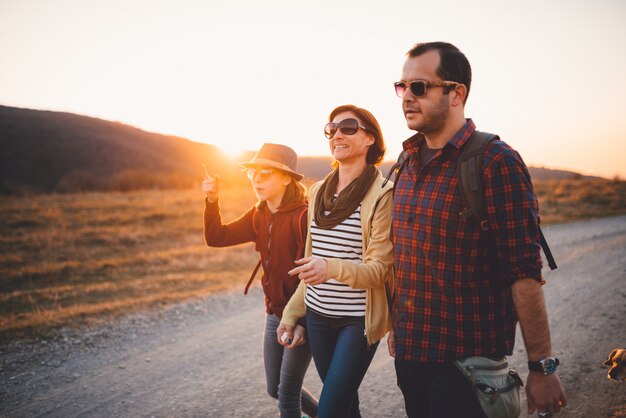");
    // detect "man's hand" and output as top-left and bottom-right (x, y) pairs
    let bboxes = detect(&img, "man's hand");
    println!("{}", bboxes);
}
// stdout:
(288, 256), (328, 286)
(512, 278), (567, 415)
(526, 372), (567, 415)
